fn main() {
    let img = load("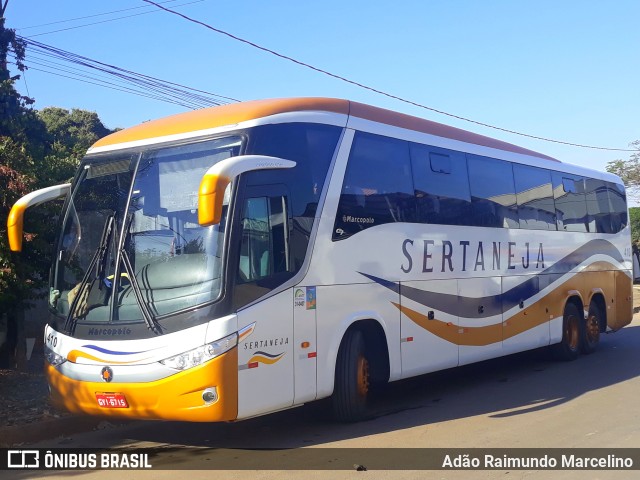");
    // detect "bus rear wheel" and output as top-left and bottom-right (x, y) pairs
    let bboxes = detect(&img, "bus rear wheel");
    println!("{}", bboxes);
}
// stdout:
(332, 329), (370, 422)
(552, 302), (582, 361)
(581, 302), (602, 354)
